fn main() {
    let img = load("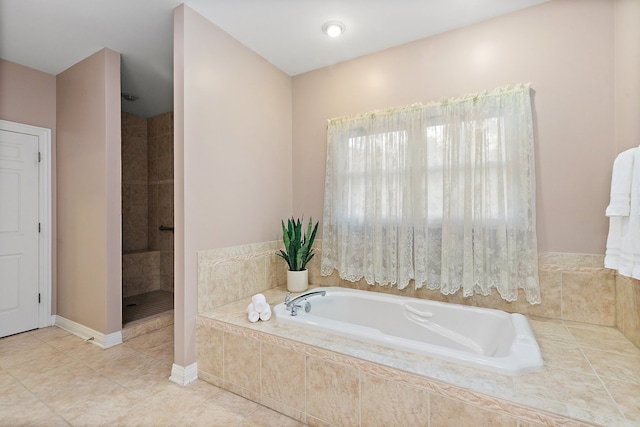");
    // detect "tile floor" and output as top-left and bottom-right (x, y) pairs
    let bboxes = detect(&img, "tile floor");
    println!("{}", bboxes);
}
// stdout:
(122, 290), (174, 325)
(0, 325), (303, 426)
